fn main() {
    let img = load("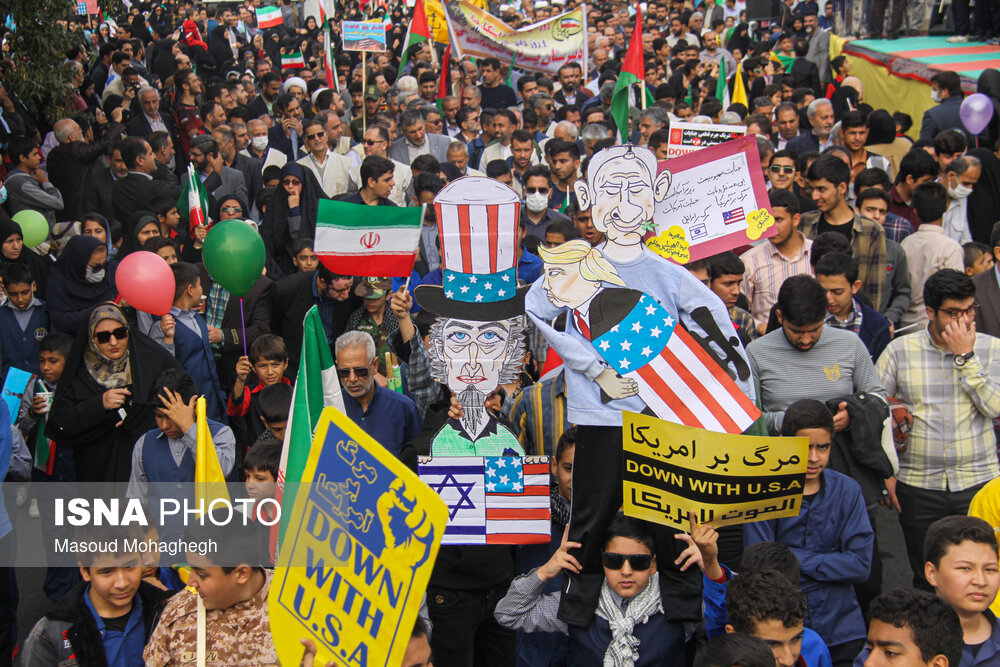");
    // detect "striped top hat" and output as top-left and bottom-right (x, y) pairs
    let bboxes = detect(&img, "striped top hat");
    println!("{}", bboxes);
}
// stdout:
(415, 176), (529, 320)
